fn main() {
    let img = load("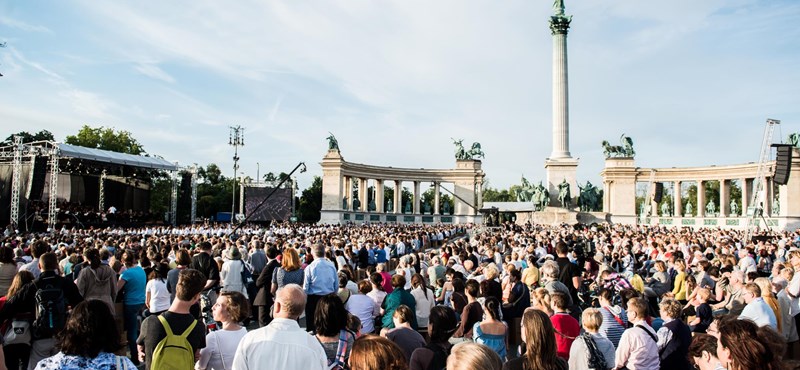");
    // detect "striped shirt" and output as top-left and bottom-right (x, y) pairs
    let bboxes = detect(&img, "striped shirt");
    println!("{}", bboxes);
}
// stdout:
(599, 305), (628, 348)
